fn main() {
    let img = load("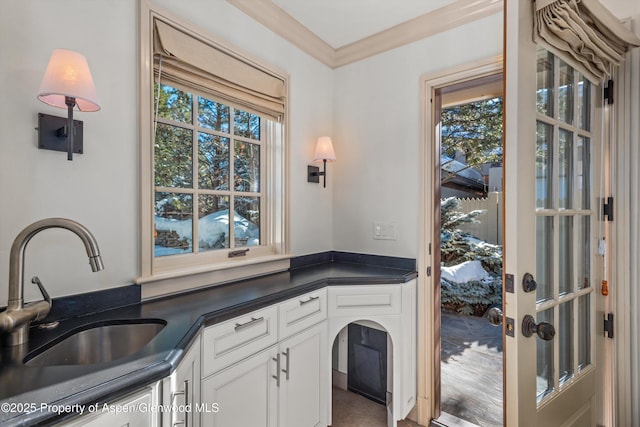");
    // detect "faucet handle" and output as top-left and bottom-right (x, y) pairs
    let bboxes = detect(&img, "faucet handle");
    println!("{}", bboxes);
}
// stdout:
(31, 276), (51, 305)
(31, 277), (52, 320)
